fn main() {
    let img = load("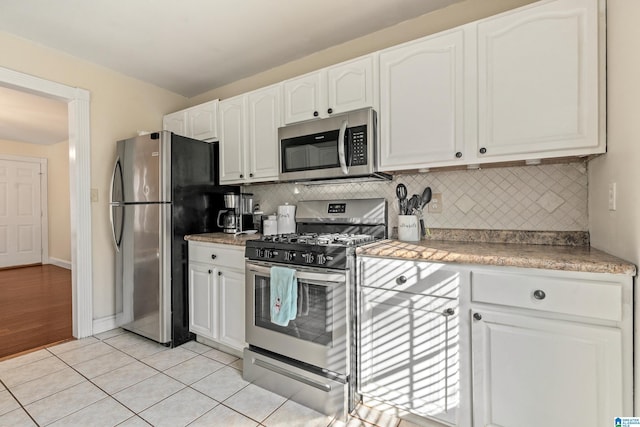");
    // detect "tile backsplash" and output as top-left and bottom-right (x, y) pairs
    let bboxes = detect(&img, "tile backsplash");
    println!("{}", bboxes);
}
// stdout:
(245, 162), (588, 233)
